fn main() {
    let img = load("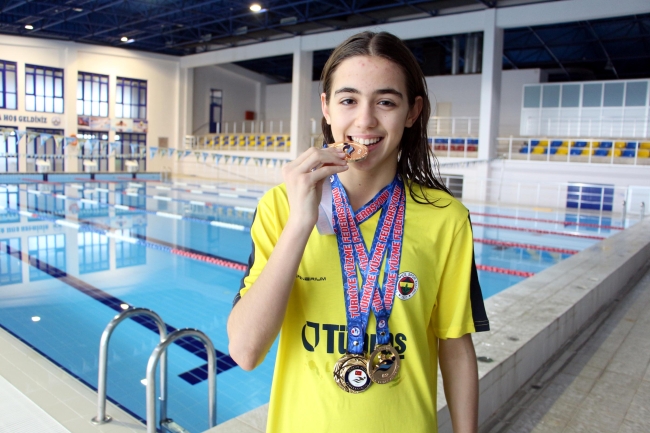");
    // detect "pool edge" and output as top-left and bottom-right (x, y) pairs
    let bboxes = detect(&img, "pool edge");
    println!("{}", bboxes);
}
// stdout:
(0, 326), (146, 433)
